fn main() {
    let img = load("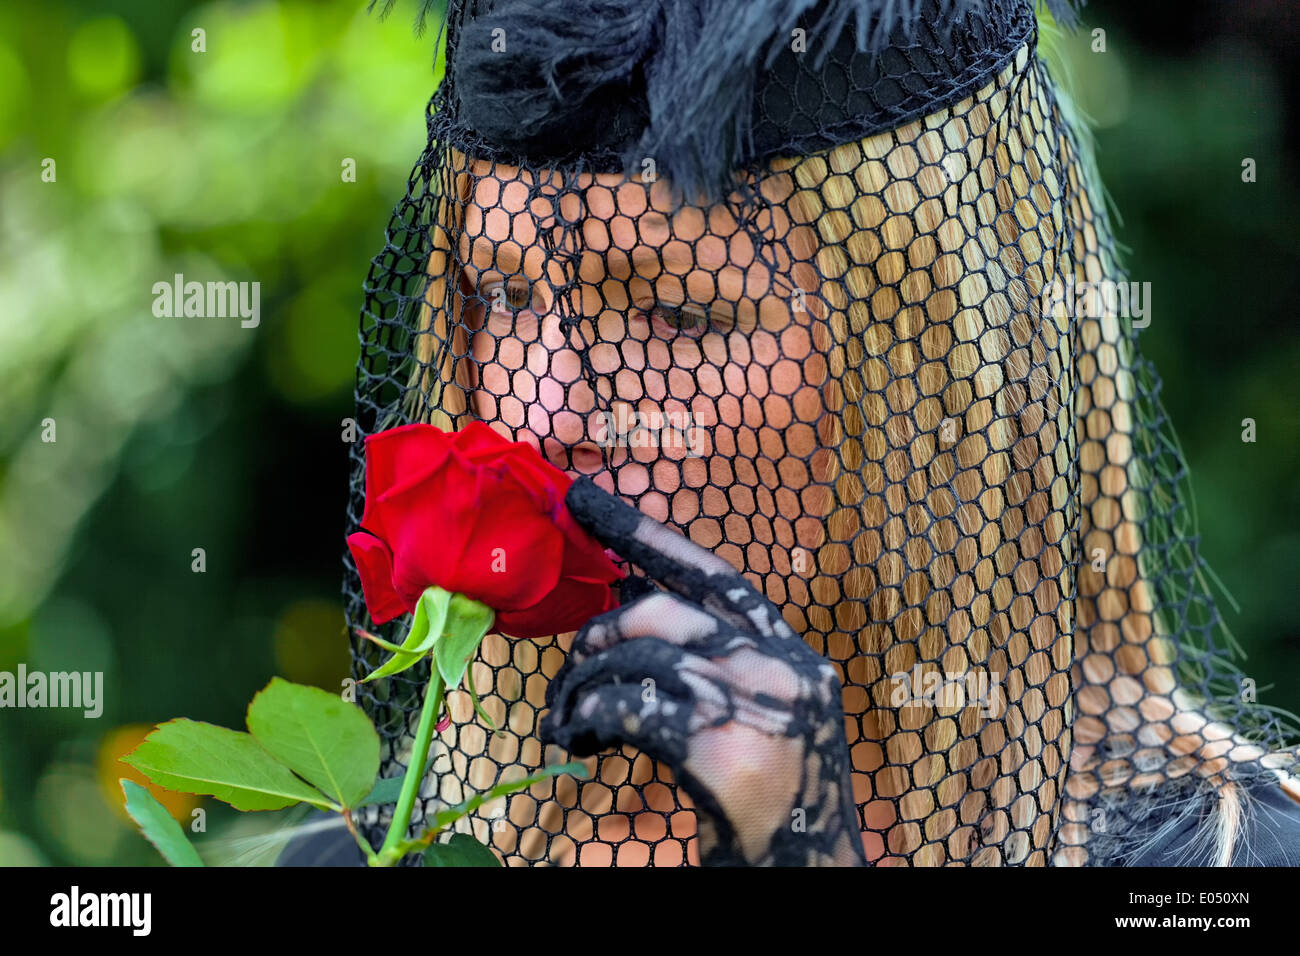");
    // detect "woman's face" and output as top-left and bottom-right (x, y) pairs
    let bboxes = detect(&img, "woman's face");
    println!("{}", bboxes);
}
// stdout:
(448, 159), (836, 864)
(454, 160), (828, 571)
